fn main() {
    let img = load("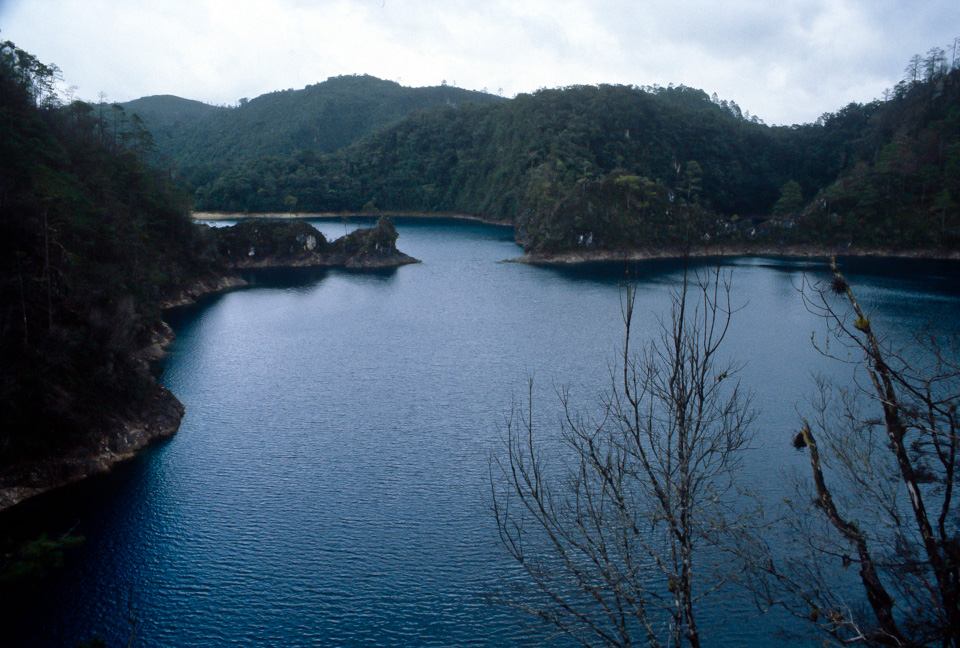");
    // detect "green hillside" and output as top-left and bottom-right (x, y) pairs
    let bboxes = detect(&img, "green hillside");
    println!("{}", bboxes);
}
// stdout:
(786, 71), (960, 248)
(192, 84), (788, 217)
(123, 75), (504, 188)
(185, 55), (959, 254)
